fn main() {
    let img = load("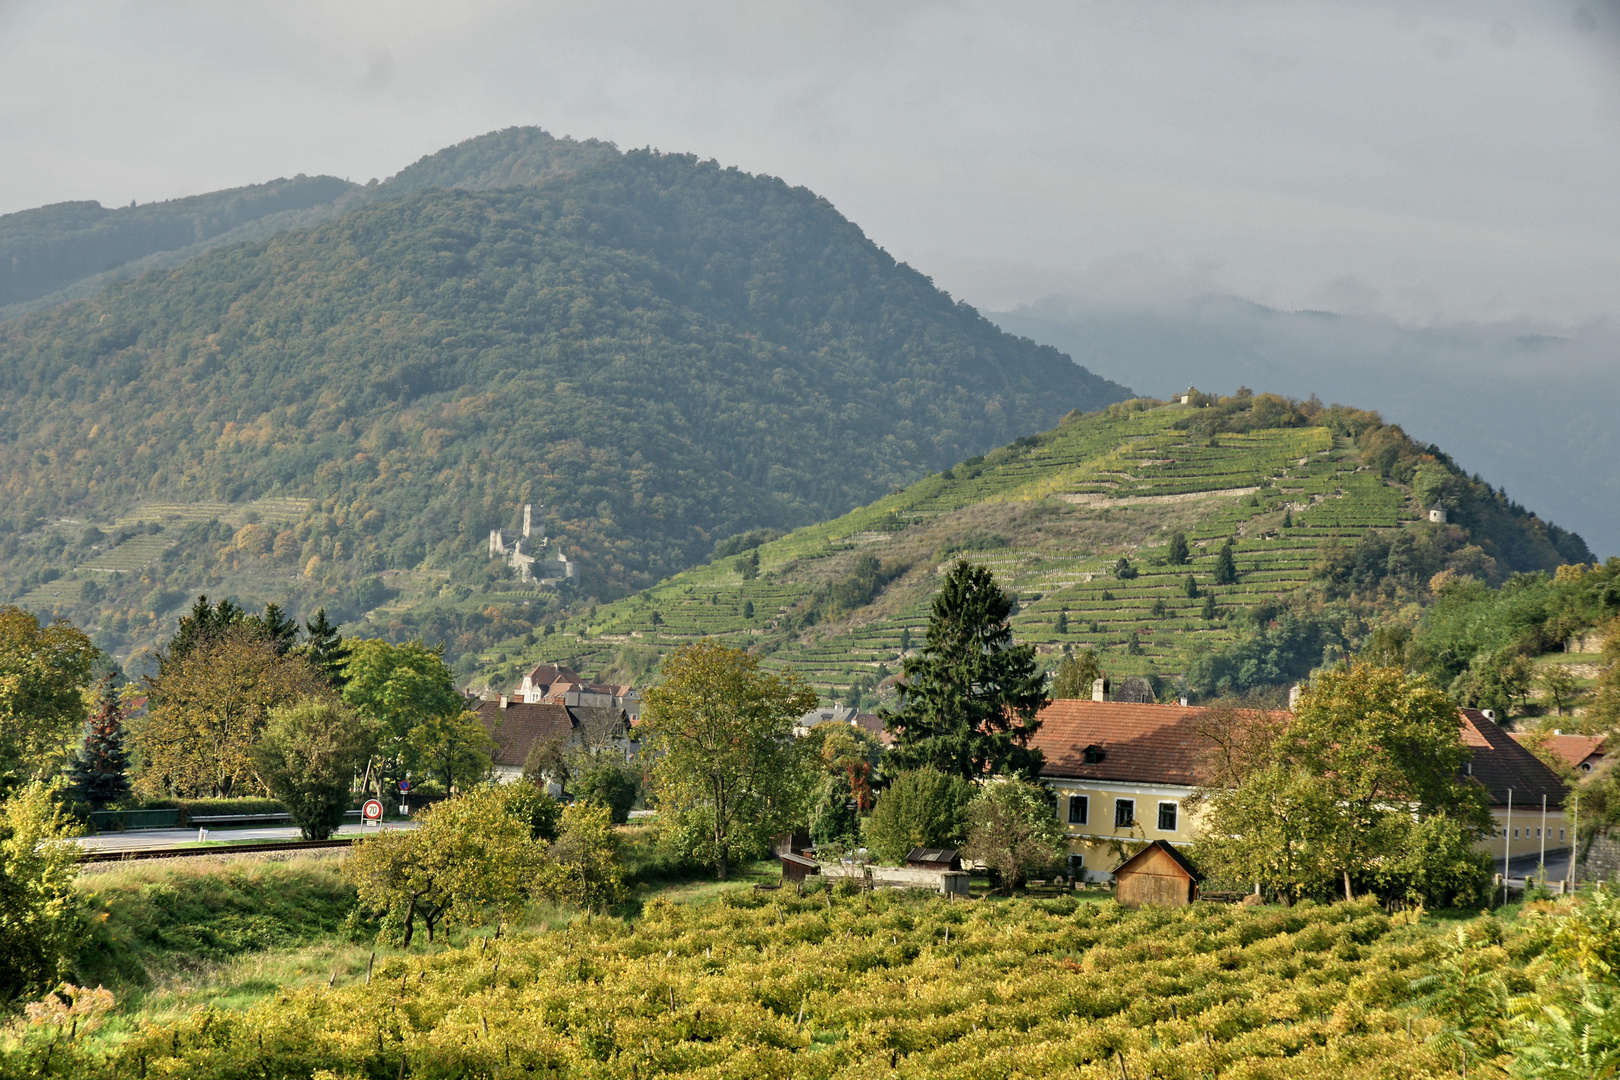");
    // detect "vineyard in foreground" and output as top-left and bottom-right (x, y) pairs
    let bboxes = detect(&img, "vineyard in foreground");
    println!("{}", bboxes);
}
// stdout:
(11, 888), (1597, 1079)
